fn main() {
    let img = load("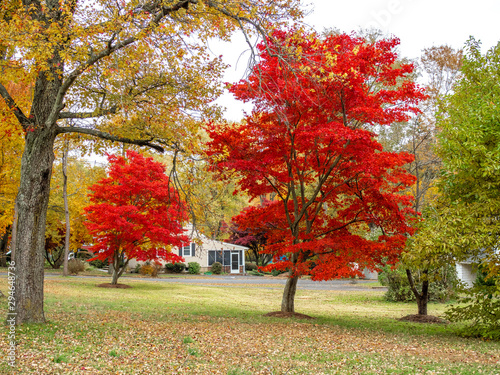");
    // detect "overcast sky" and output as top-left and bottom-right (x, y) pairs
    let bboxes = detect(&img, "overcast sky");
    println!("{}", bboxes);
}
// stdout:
(215, 0), (500, 121)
